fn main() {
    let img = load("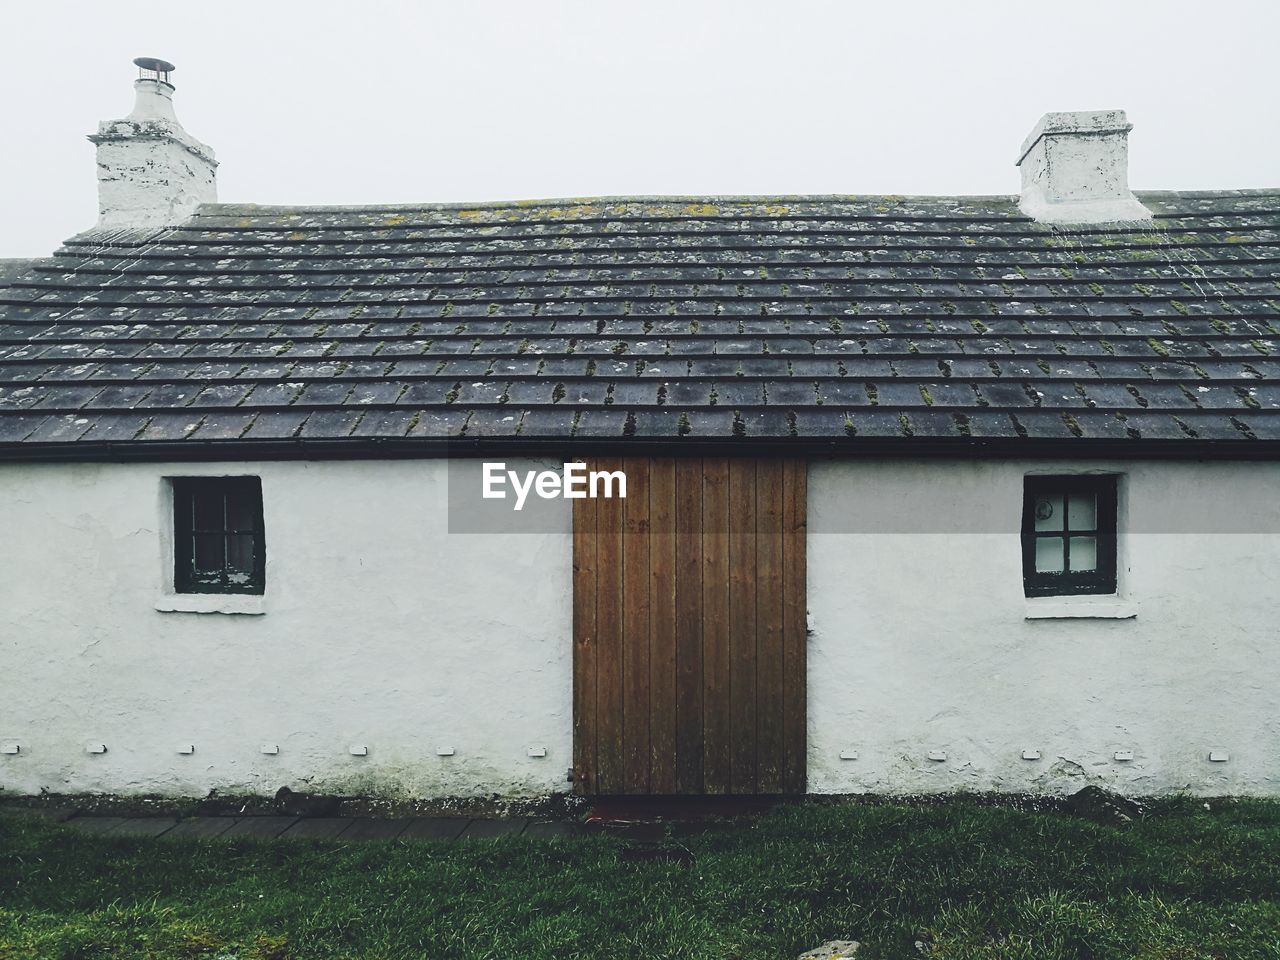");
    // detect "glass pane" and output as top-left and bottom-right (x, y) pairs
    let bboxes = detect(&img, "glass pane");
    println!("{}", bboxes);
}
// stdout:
(226, 489), (256, 533)
(1035, 537), (1065, 573)
(1067, 493), (1097, 531)
(1033, 494), (1063, 531)
(191, 489), (224, 532)
(226, 534), (255, 580)
(1069, 536), (1098, 572)
(193, 533), (224, 573)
